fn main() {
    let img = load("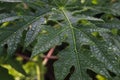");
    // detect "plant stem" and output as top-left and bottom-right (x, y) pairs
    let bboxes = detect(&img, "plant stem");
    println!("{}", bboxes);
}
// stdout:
(36, 65), (40, 80)
(36, 64), (44, 80)
(42, 47), (55, 65)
